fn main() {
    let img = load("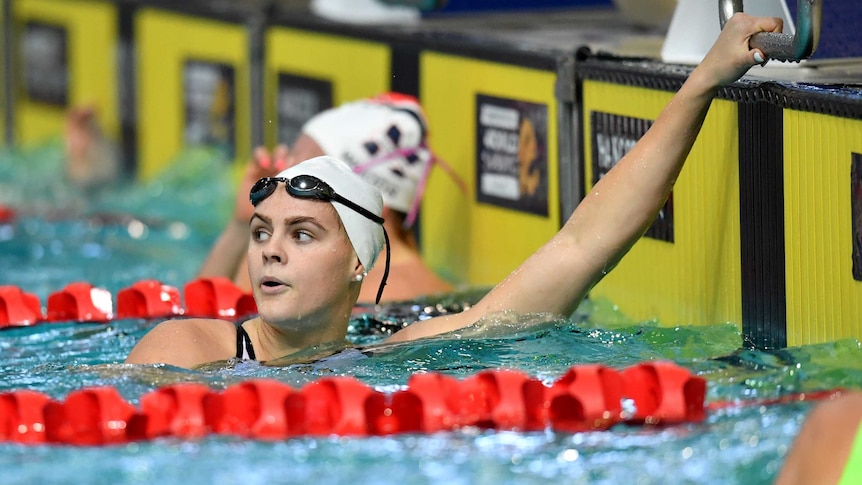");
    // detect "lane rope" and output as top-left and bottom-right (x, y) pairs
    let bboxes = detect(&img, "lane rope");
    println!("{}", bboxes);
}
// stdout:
(1, 361), (710, 446)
